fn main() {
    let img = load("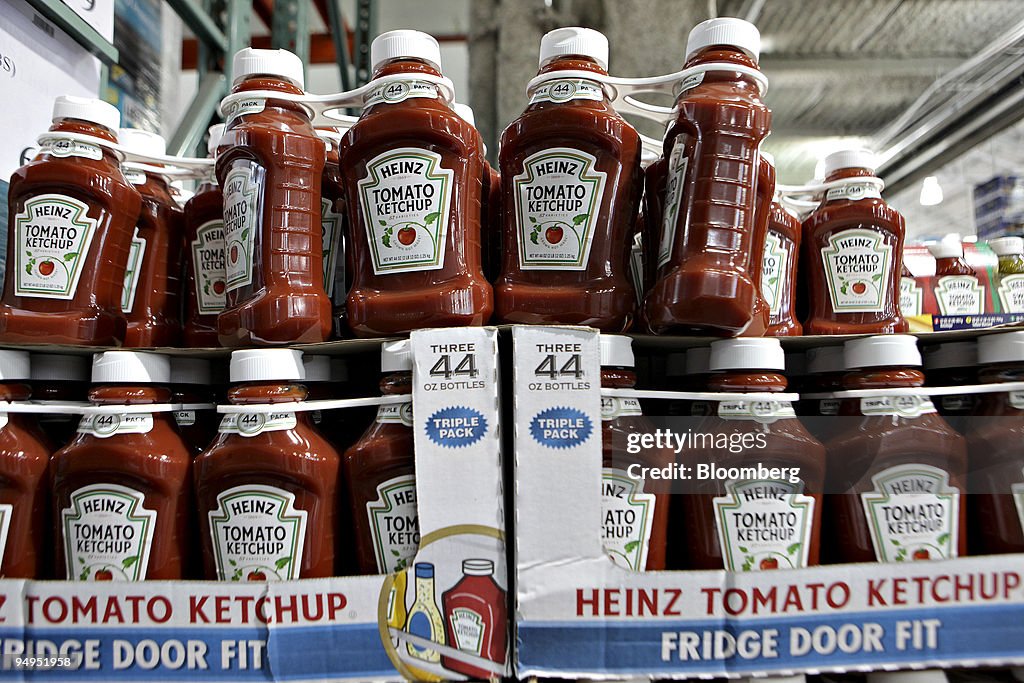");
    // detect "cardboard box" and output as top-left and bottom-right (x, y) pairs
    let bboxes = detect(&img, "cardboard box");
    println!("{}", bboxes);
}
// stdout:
(512, 325), (1024, 679)
(0, 327), (509, 681)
